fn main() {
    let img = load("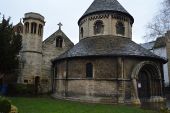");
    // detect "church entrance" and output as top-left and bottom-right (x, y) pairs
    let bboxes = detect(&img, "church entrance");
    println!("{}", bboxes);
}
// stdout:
(138, 70), (150, 98)
(137, 64), (162, 100)
(35, 76), (40, 94)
